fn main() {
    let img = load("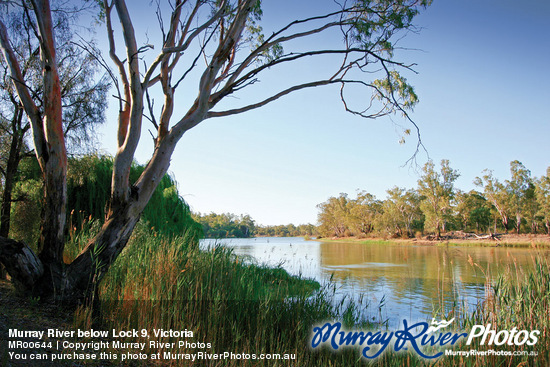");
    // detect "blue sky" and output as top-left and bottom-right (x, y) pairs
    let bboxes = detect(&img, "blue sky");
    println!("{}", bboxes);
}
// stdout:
(97, 1), (550, 225)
